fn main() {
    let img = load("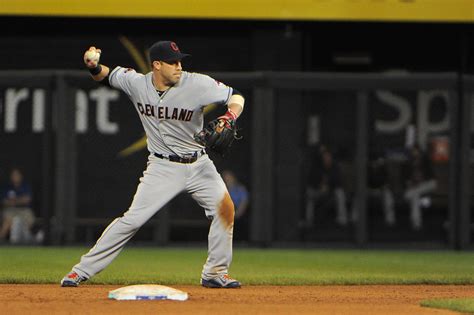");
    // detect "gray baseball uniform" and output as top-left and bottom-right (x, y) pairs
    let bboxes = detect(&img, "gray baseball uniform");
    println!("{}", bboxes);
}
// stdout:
(71, 67), (236, 281)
